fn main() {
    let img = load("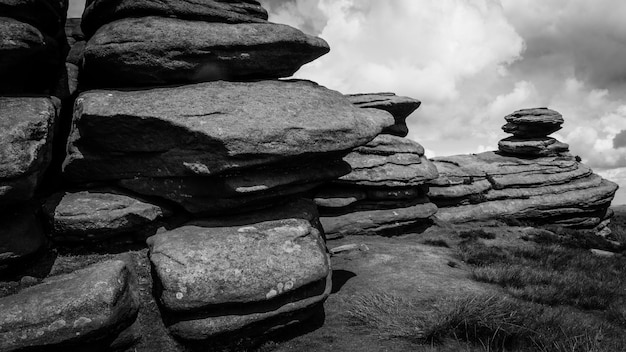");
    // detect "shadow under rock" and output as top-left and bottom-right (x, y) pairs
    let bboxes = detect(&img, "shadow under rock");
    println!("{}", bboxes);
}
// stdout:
(331, 269), (356, 294)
